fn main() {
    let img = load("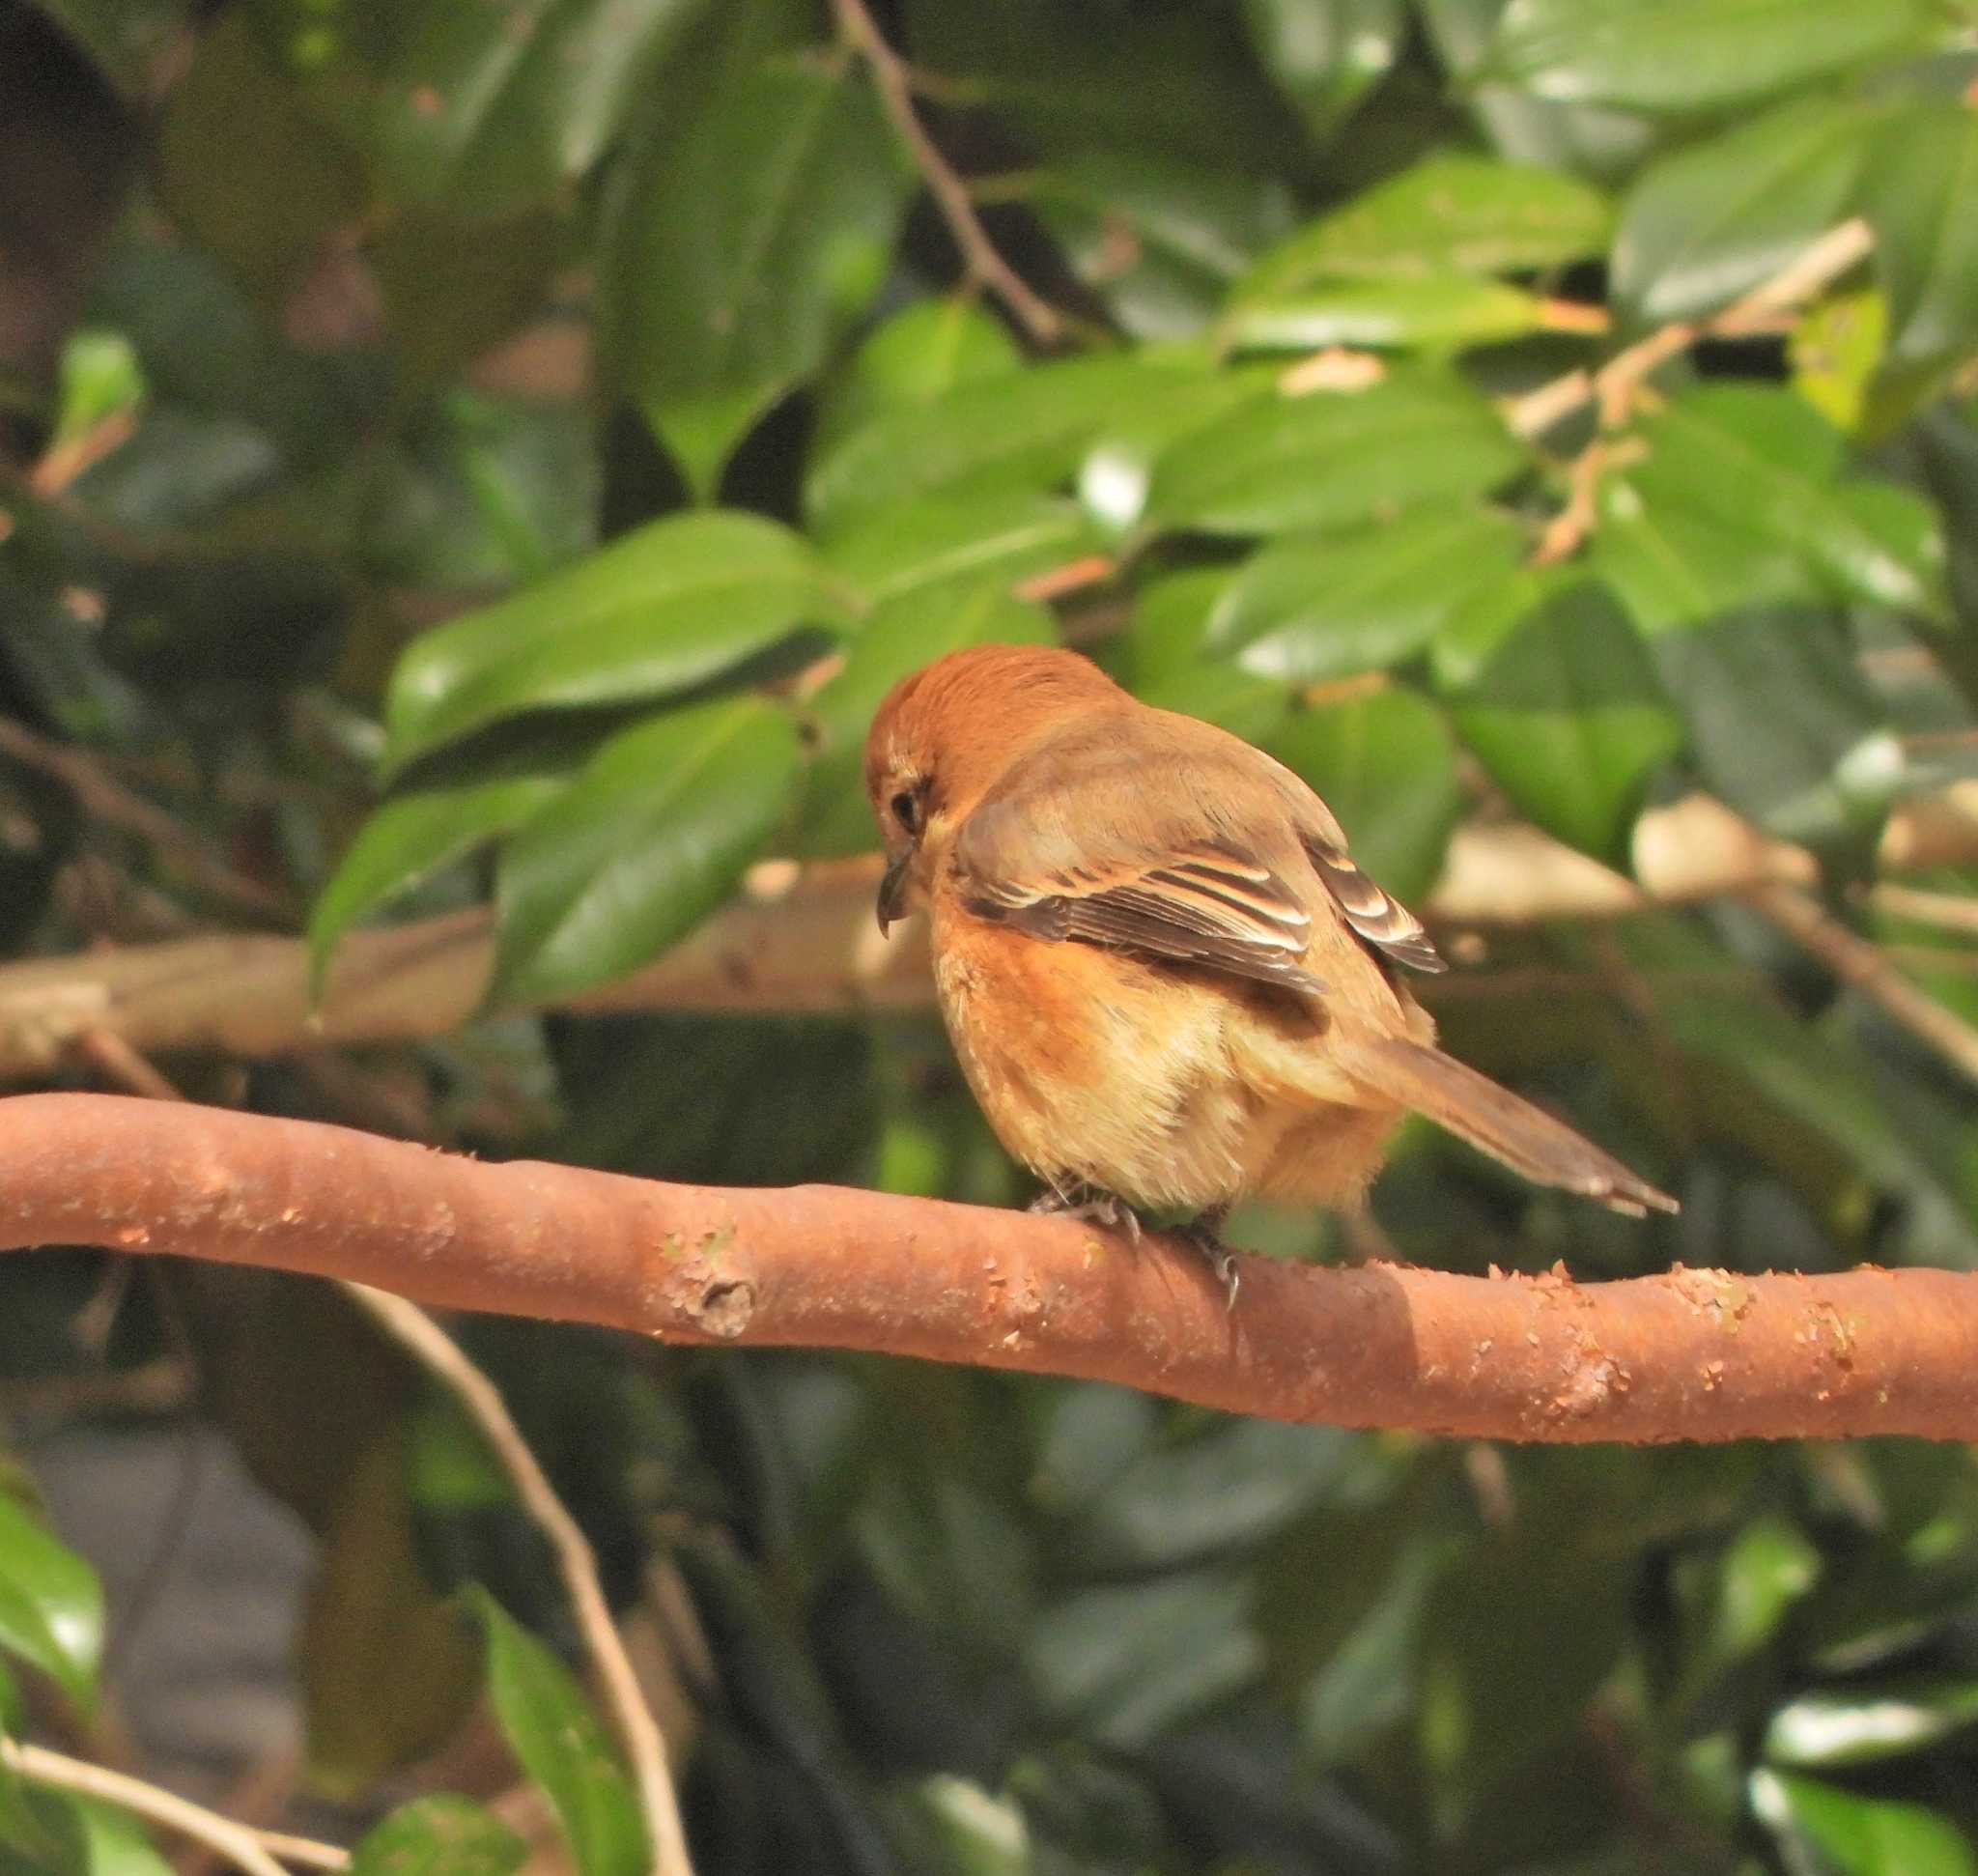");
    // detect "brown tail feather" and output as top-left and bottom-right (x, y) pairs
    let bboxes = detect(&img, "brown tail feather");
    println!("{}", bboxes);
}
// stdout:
(1339, 1034), (1679, 1217)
